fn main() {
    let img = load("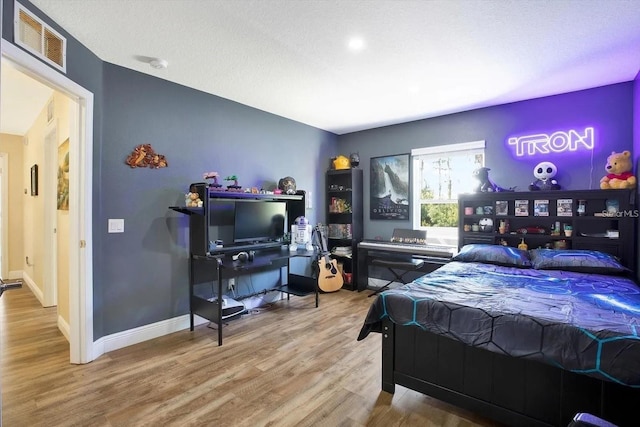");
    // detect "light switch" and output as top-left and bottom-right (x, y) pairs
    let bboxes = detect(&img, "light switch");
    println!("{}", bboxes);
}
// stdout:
(108, 218), (124, 233)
